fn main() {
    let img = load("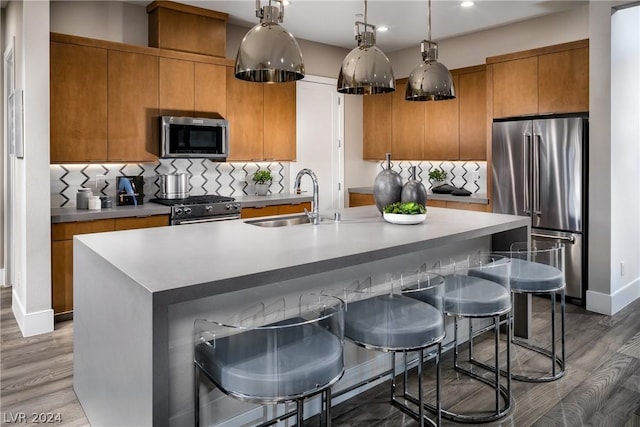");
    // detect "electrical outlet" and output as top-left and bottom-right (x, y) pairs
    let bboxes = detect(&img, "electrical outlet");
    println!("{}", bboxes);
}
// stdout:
(471, 171), (480, 182)
(620, 261), (625, 276)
